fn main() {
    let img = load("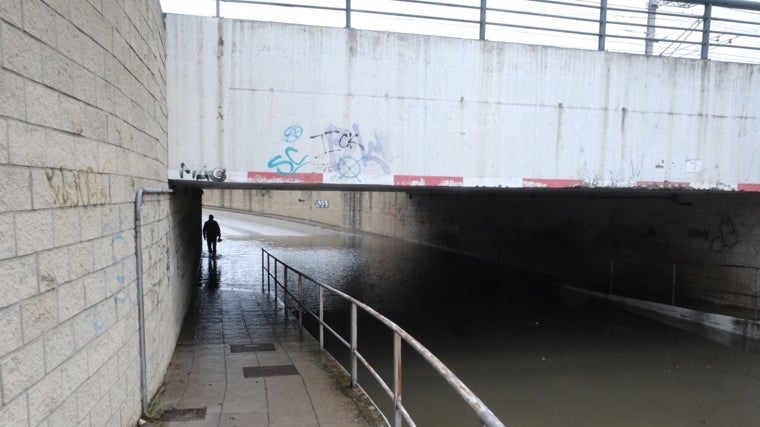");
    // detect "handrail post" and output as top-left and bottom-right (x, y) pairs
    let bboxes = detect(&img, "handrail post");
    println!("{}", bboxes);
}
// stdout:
(479, 0), (487, 40)
(393, 332), (403, 427)
(345, 0), (351, 29)
(598, 0), (608, 51)
(701, 2), (712, 60)
(645, 0), (658, 56)
(261, 250), (265, 292)
(609, 258), (614, 294)
(319, 287), (325, 349)
(273, 259), (277, 301)
(350, 302), (358, 387)
(298, 273), (304, 333)
(754, 268), (759, 321)
(671, 263), (677, 305)
(284, 267), (289, 318)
